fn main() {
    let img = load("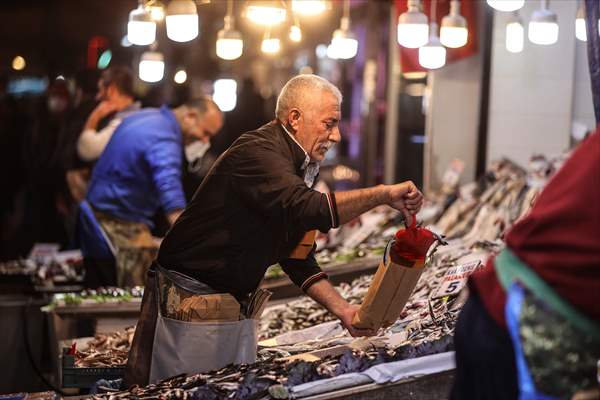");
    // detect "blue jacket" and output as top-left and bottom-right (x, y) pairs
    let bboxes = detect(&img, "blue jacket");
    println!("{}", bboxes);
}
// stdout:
(86, 106), (186, 228)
